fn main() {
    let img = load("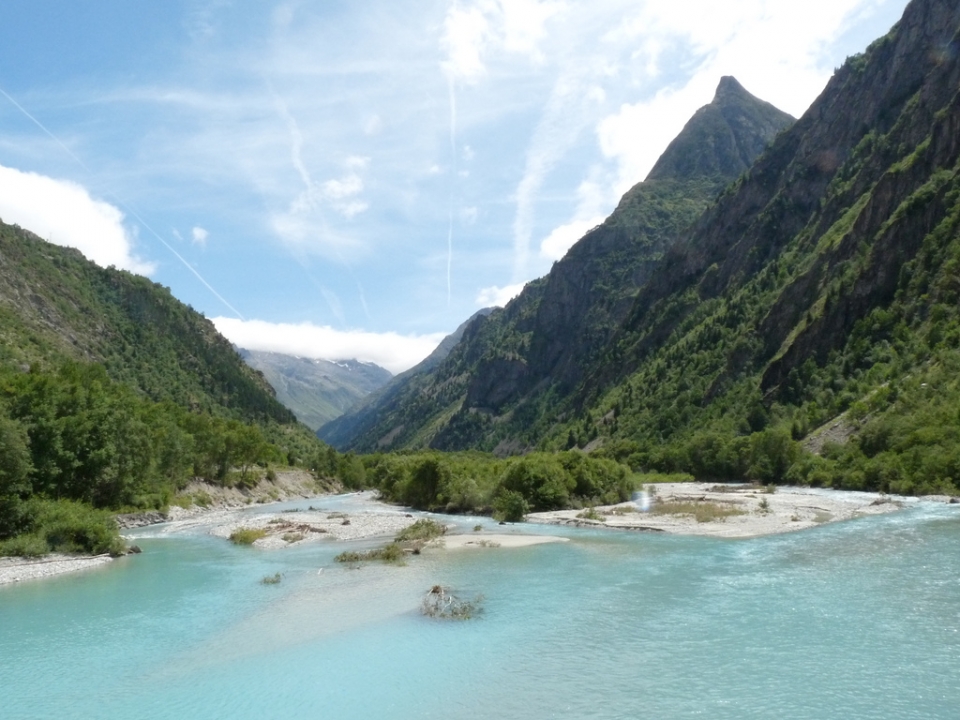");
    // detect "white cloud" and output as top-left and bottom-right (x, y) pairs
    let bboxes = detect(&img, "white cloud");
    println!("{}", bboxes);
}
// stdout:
(540, 216), (605, 260)
(596, 0), (877, 192)
(441, 4), (490, 83)
(212, 317), (447, 374)
(460, 206), (478, 224)
(476, 282), (525, 307)
(440, 0), (563, 82)
(191, 226), (209, 245)
(0, 163), (155, 274)
(540, 177), (610, 259)
(321, 157), (370, 218)
(500, 0), (564, 59)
